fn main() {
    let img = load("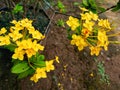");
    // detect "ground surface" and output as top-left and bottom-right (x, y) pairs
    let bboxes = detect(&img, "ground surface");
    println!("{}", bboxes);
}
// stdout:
(0, 0), (120, 90)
